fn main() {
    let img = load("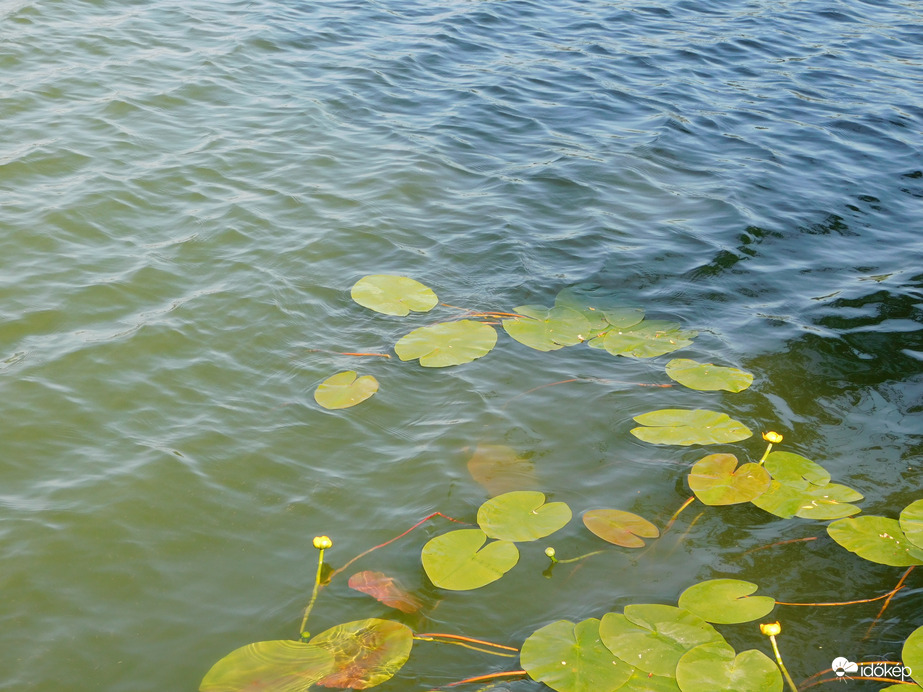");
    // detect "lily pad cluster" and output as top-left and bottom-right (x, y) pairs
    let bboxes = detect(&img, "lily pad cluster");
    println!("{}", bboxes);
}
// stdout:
(520, 579), (779, 692)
